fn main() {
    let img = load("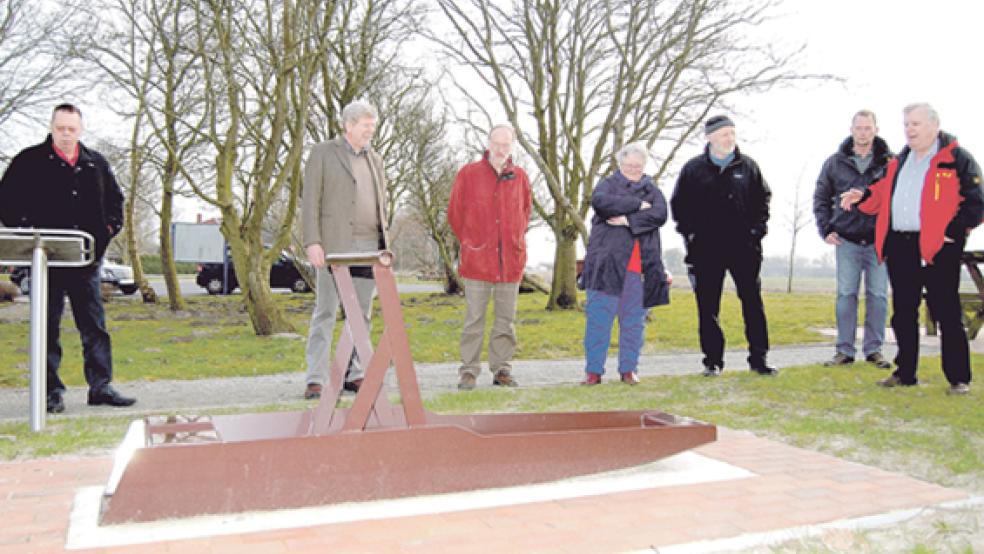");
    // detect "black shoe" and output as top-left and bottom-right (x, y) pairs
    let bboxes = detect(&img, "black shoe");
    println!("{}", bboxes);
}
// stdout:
(46, 391), (65, 414)
(865, 352), (893, 369)
(87, 386), (136, 407)
(343, 378), (363, 393)
(750, 365), (778, 376)
(701, 364), (722, 377)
